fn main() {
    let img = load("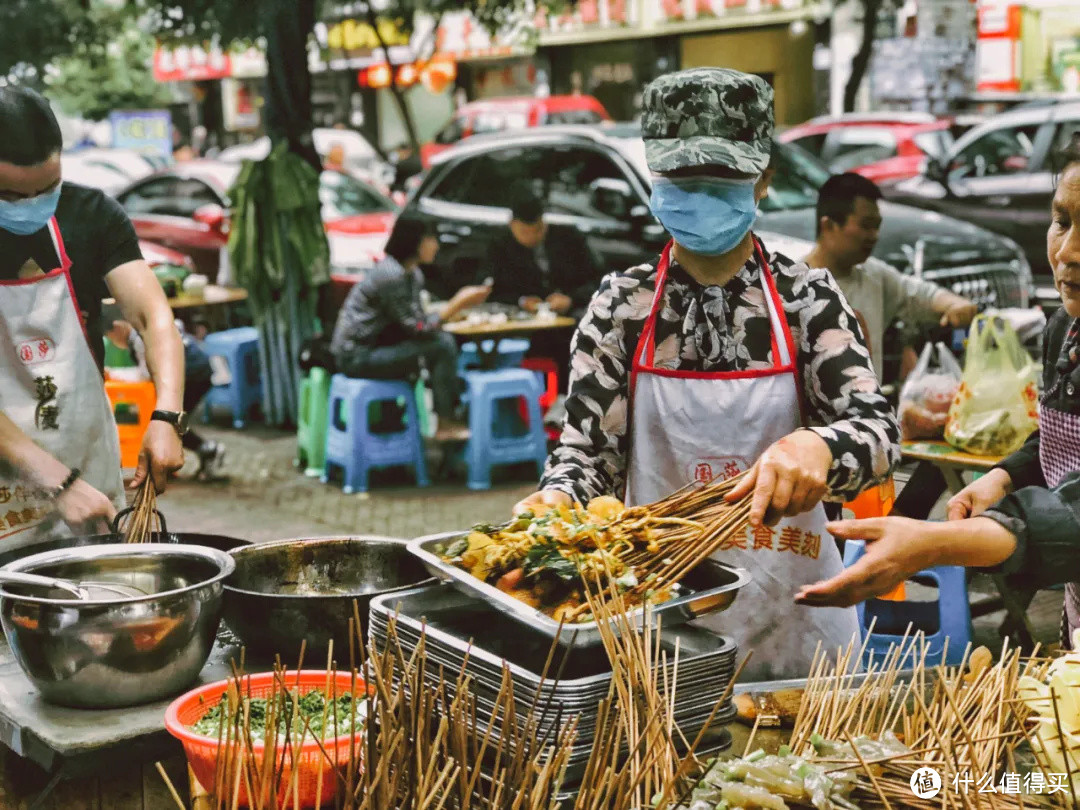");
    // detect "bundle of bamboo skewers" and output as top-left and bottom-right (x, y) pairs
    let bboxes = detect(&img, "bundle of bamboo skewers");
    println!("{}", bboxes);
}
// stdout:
(121, 477), (161, 543)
